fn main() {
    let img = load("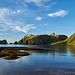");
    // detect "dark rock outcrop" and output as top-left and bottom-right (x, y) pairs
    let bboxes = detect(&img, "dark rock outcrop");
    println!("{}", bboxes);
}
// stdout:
(0, 40), (8, 44)
(14, 41), (18, 44)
